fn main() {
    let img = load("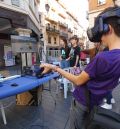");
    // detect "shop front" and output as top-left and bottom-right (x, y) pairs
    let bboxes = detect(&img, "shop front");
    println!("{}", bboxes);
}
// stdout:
(0, 7), (40, 69)
(11, 35), (38, 69)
